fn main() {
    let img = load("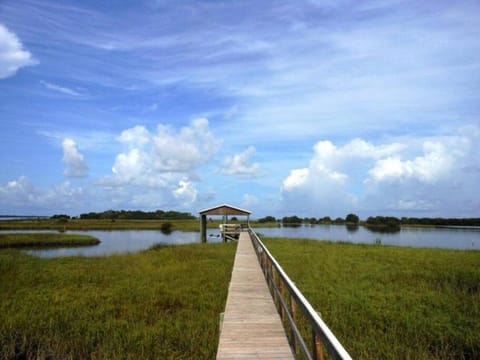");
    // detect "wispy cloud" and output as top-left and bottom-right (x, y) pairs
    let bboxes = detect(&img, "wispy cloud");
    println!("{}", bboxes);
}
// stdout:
(5, 1), (479, 127)
(40, 80), (83, 96)
(143, 103), (158, 113)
